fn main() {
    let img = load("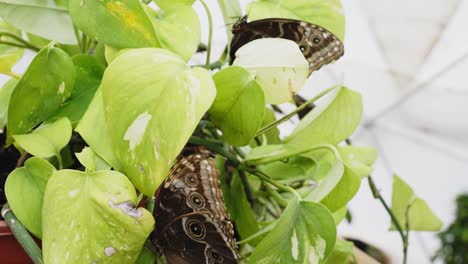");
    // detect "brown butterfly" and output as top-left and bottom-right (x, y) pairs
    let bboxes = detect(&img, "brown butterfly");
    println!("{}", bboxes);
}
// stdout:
(151, 146), (239, 264)
(230, 16), (344, 75)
